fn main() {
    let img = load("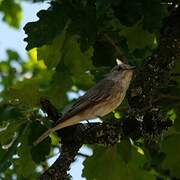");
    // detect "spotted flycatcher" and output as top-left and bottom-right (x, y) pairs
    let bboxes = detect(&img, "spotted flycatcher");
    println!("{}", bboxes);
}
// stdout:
(34, 60), (135, 145)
